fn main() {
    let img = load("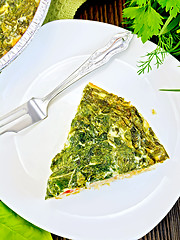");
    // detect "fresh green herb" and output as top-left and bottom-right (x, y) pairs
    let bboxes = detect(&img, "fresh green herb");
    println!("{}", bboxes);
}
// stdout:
(0, 201), (52, 240)
(159, 89), (180, 91)
(123, 0), (180, 74)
